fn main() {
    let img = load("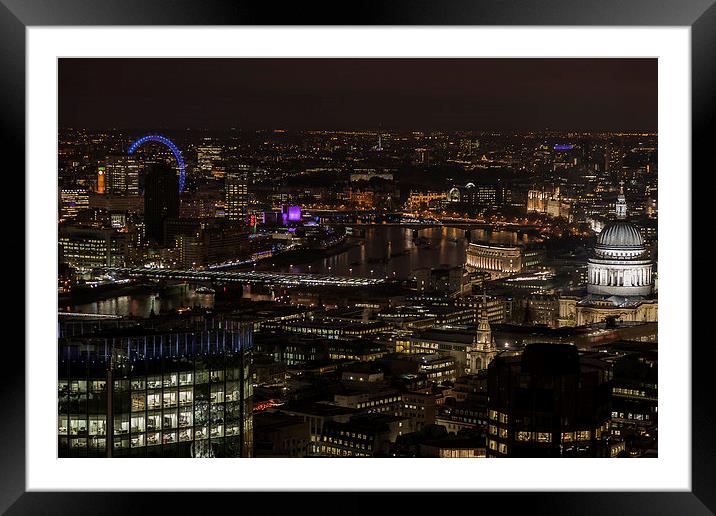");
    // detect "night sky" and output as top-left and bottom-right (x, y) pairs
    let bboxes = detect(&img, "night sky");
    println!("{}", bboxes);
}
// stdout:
(59, 58), (657, 132)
